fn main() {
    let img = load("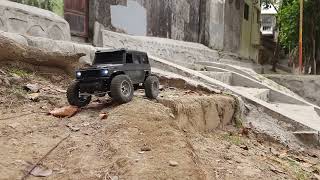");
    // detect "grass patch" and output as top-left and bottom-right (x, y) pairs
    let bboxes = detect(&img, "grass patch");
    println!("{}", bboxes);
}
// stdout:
(222, 134), (244, 145)
(7, 86), (27, 99)
(8, 67), (31, 78)
(286, 158), (312, 180)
